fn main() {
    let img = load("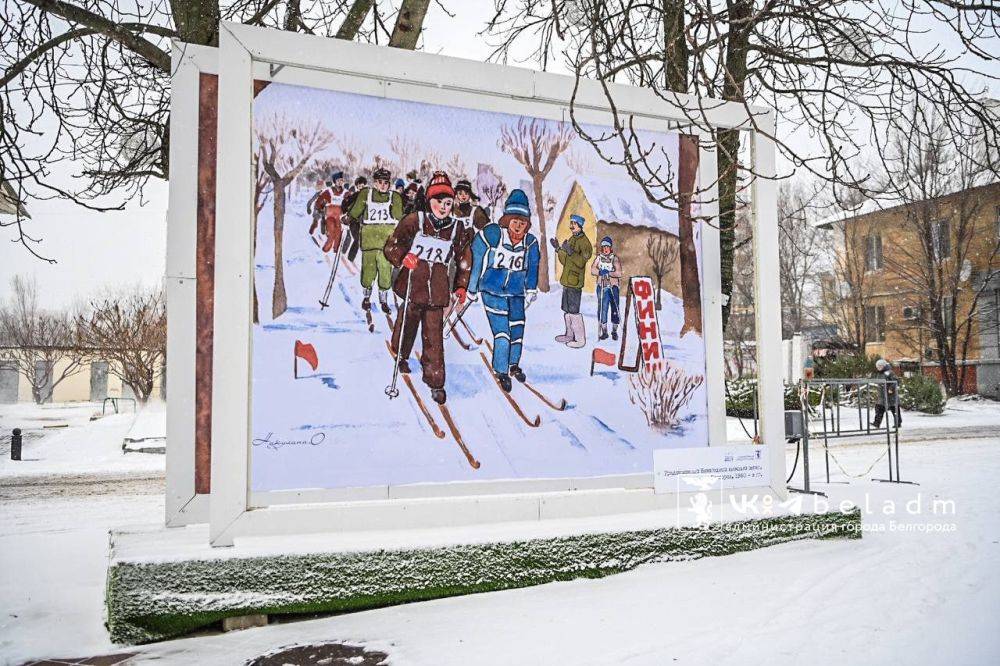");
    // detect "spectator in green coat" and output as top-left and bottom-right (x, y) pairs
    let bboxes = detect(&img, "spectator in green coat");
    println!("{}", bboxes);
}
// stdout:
(549, 214), (593, 348)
